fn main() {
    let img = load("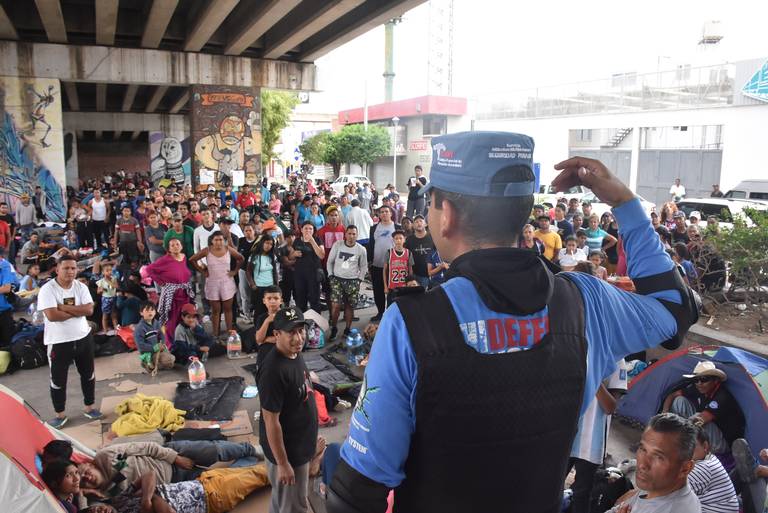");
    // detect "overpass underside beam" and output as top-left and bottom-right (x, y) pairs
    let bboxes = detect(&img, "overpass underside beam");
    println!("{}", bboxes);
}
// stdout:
(0, 41), (316, 90)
